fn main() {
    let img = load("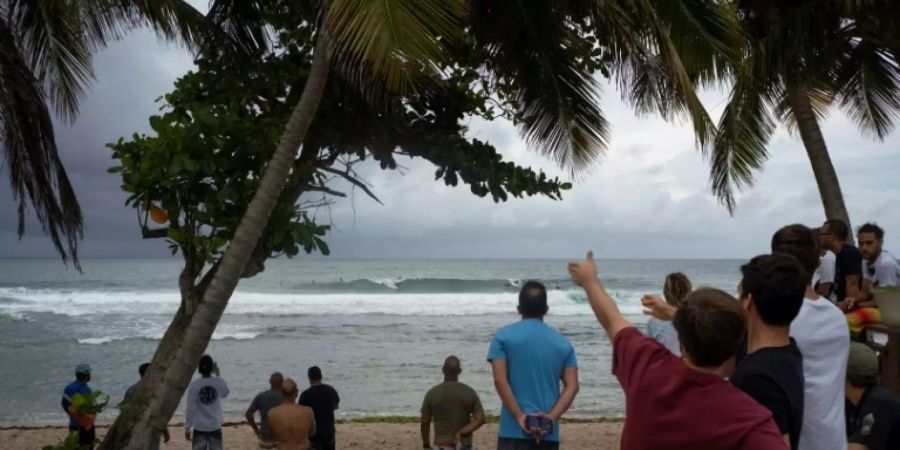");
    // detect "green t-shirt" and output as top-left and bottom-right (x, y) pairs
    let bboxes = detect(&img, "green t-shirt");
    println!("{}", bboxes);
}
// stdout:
(421, 381), (483, 446)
